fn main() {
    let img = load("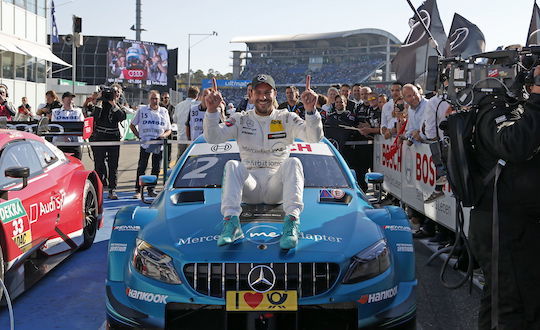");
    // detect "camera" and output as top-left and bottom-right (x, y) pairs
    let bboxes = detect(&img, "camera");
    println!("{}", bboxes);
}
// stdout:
(99, 86), (116, 102)
(426, 46), (540, 109)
